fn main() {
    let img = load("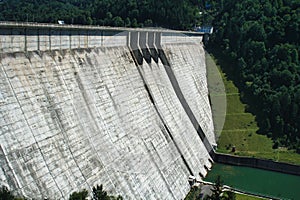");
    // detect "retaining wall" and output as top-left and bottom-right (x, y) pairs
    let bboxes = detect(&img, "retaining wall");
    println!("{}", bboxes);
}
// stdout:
(215, 153), (300, 176)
